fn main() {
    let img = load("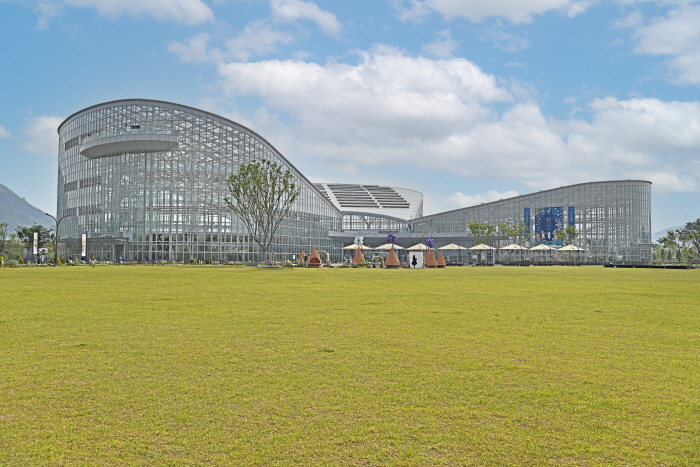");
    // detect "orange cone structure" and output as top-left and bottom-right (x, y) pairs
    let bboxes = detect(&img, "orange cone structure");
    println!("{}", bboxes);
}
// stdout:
(437, 250), (446, 268)
(308, 246), (322, 268)
(385, 246), (400, 269)
(425, 249), (437, 268)
(353, 248), (365, 264)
